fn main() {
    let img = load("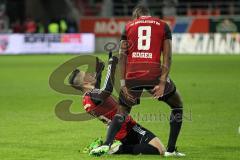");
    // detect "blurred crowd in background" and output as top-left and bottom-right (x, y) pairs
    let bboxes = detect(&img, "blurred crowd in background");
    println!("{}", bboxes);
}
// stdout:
(0, 0), (240, 33)
(0, 0), (79, 33)
(11, 18), (77, 33)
